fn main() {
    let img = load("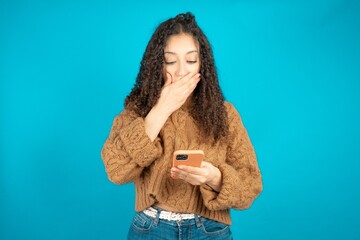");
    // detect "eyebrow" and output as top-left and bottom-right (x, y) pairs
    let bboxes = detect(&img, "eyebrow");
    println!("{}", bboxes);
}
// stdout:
(164, 50), (198, 55)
